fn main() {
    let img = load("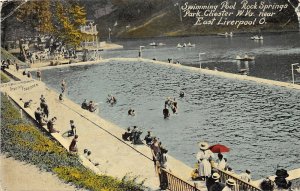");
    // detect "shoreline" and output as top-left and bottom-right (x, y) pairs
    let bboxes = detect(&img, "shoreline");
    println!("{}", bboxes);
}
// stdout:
(110, 28), (299, 40)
